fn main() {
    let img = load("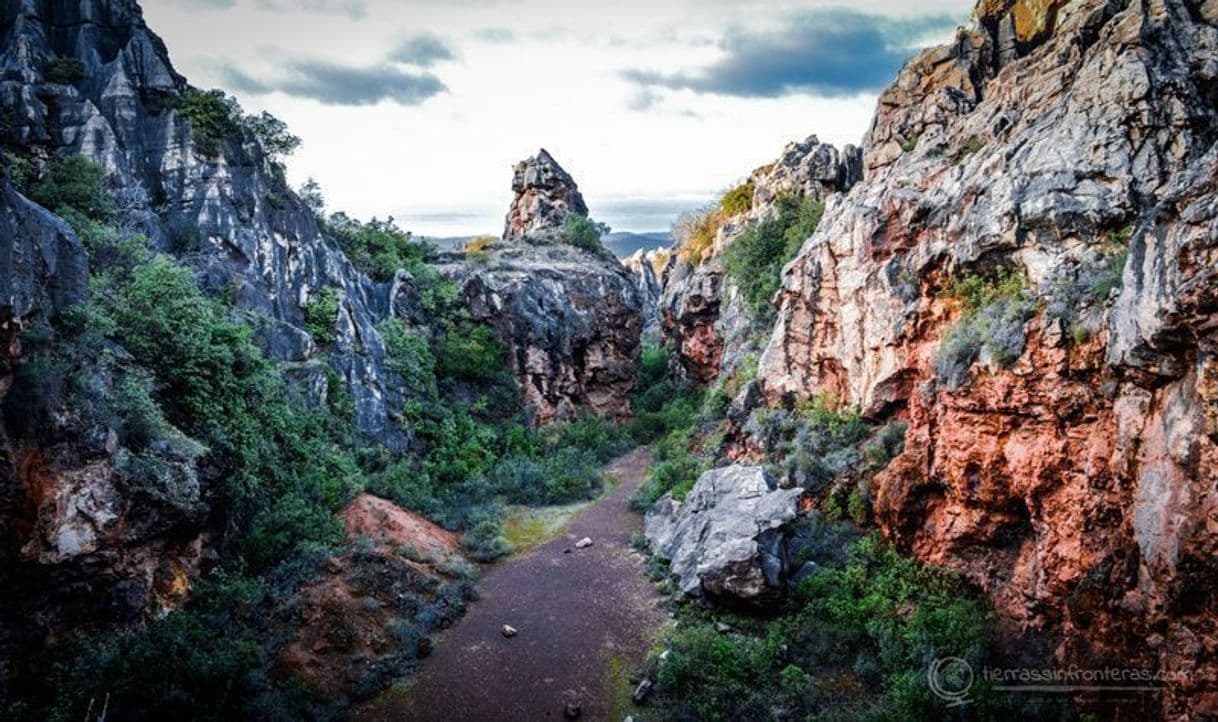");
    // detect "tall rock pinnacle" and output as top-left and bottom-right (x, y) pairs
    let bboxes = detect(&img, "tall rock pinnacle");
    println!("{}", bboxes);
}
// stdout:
(502, 149), (589, 242)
